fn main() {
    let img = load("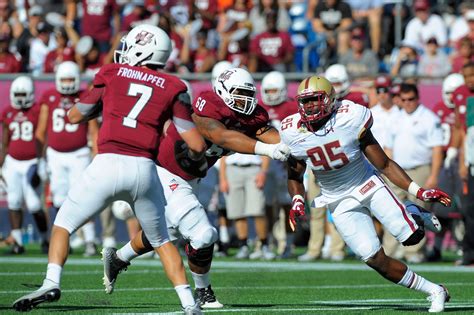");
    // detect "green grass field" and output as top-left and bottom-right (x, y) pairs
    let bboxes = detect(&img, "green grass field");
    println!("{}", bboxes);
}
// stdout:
(1, 245), (473, 314)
